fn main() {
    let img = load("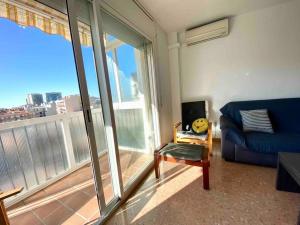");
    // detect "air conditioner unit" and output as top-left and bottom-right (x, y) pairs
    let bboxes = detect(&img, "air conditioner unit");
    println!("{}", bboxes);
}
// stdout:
(185, 18), (229, 46)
